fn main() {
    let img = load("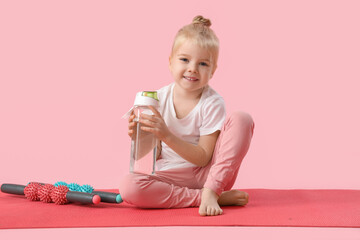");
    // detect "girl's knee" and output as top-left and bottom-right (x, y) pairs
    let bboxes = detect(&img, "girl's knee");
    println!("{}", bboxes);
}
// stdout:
(119, 173), (166, 208)
(119, 173), (148, 204)
(228, 111), (255, 132)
